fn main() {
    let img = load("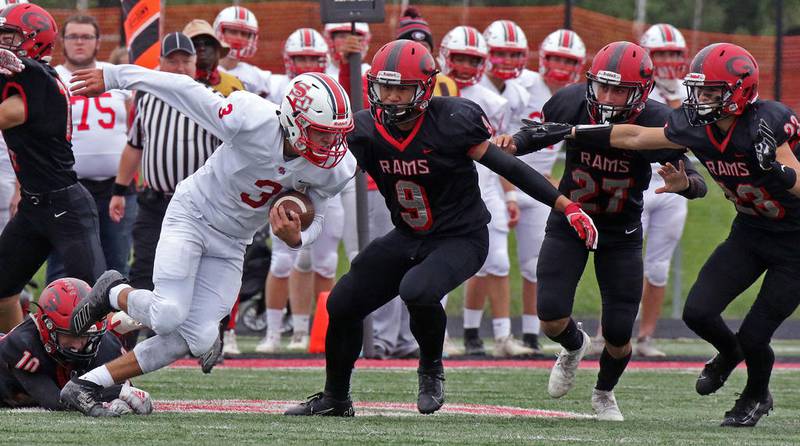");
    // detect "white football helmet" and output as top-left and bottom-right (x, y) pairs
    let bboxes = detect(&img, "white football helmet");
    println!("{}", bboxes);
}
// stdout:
(0, 0), (28, 8)
(483, 20), (528, 80)
(539, 29), (586, 87)
(323, 22), (370, 60)
(279, 73), (353, 169)
(283, 28), (328, 78)
(438, 26), (489, 88)
(640, 23), (688, 81)
(213, 6), (259, 59)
